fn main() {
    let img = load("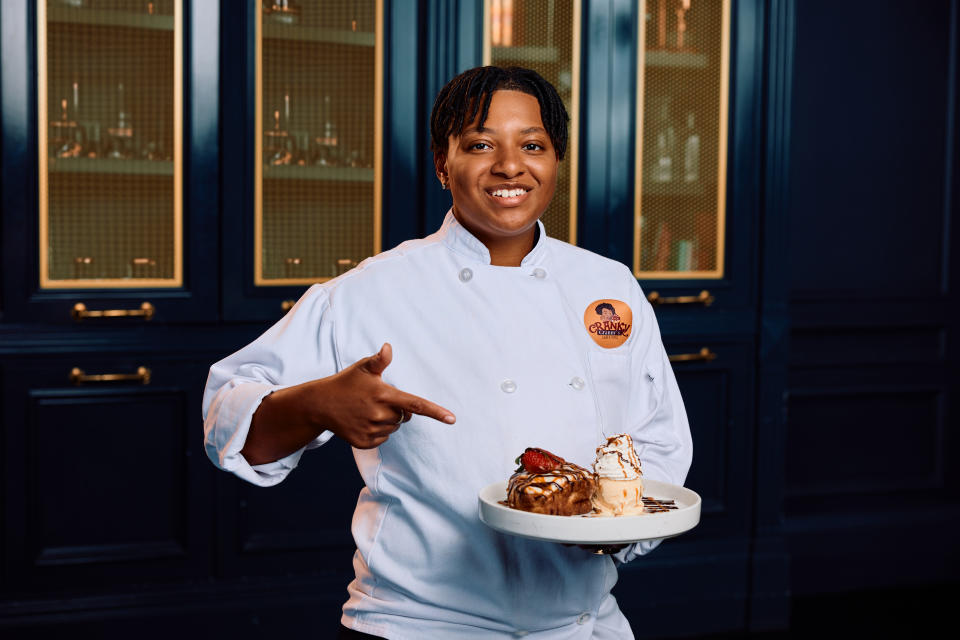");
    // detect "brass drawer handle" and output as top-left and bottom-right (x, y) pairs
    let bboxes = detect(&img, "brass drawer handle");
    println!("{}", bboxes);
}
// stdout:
(69, 366), (152, 385)
(669, 347), (717, 363)
(281, 299), (296, 312)
(647, 290), (714, 306)
(72, 302), (155, 321)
